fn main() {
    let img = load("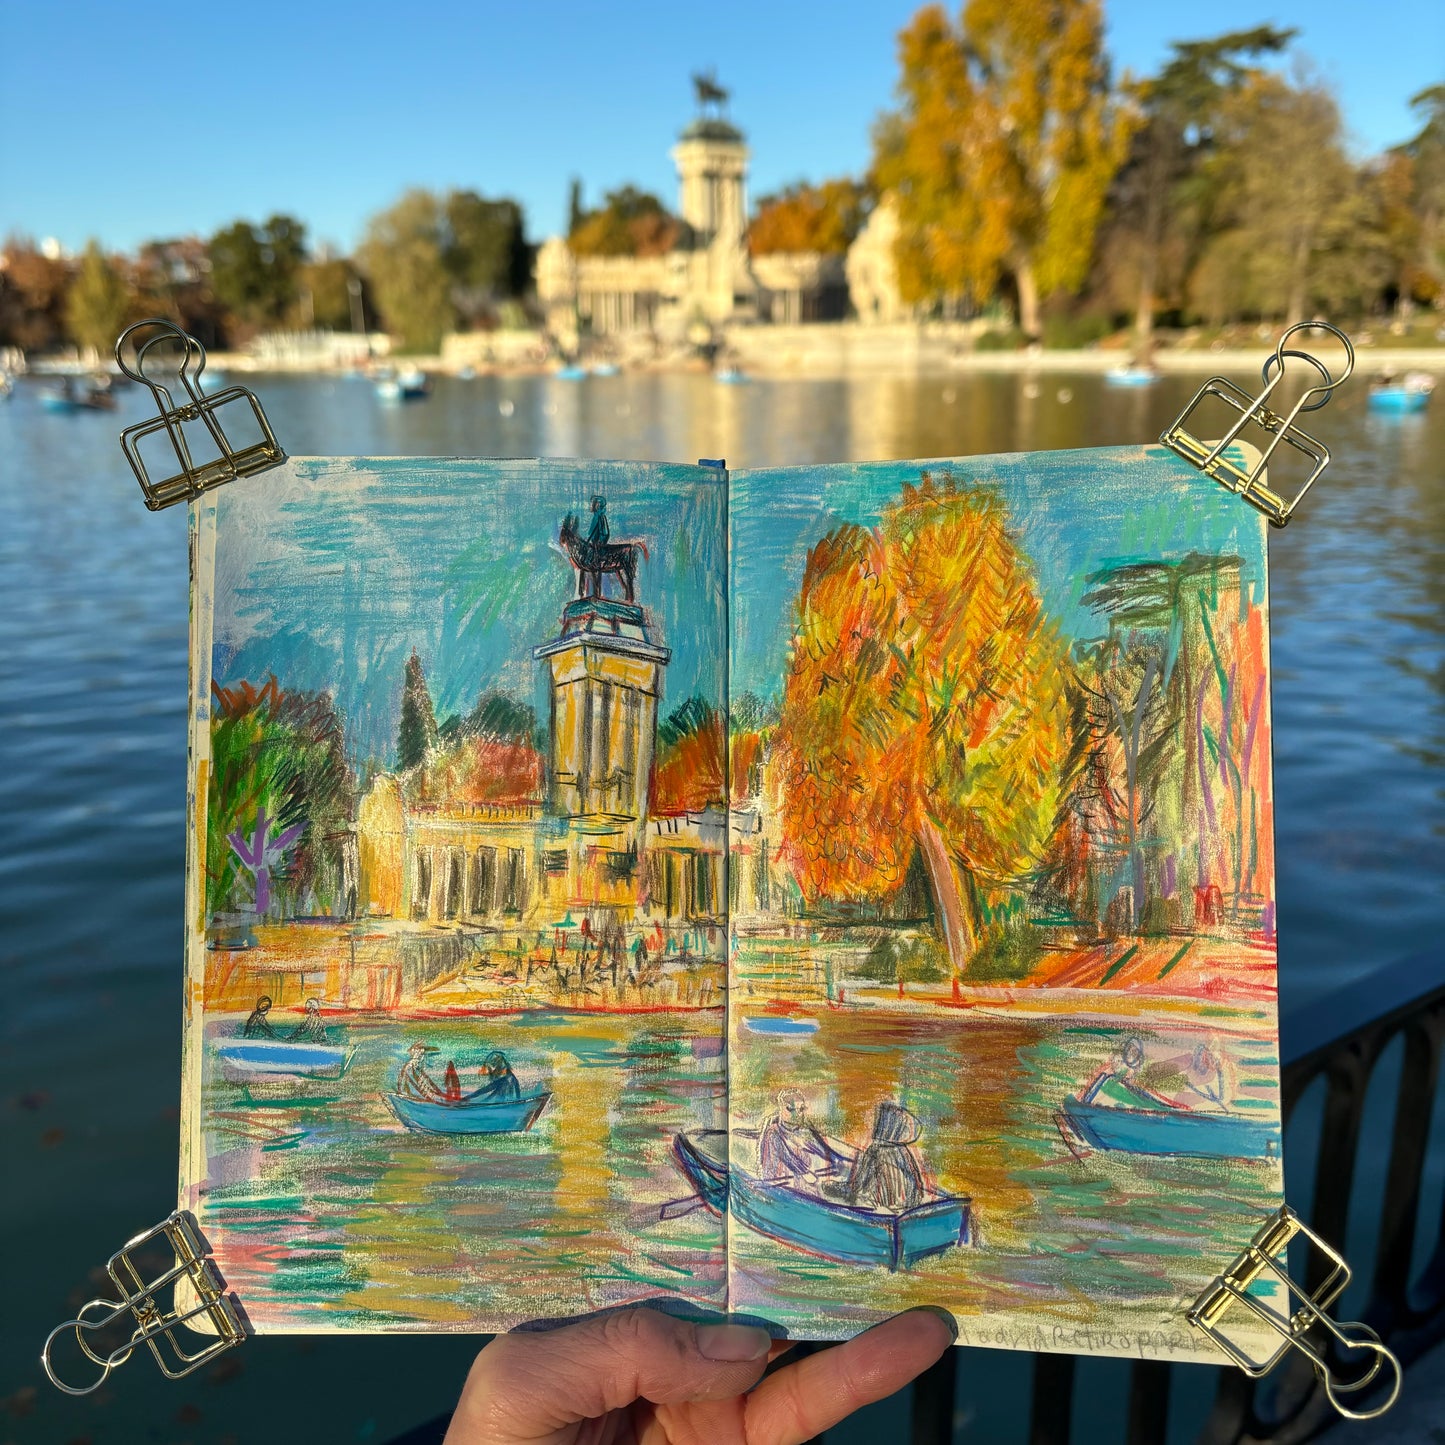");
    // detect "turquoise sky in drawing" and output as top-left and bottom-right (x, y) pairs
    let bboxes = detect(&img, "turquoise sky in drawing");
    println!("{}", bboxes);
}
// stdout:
(210, 457), (726, 769)
(730, 445), (1270, 701)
